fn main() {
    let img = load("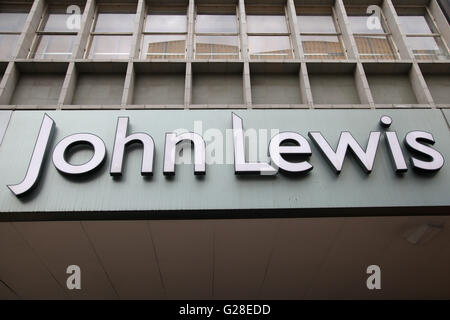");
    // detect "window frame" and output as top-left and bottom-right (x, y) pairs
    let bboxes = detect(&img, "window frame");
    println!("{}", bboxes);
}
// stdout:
(30, 4), (81, 60)
(296, 6), (347, 60)
(346, 6), (399, 61)
(139, 5), (188, 60)
(396, 6), (449, 61)
(86, 4), (136, 60)
(0, 4), (30, 59)
(246, 5), (294, 61)
(194, 4), (240, 60)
